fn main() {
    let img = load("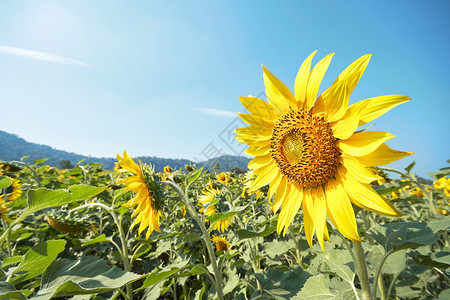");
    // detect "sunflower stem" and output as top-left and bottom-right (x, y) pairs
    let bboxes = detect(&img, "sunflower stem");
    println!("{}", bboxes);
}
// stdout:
(371, 250), (392, 300)
(163, 181), (224, 300)
(1, 219), (12, 257)
(353, 241), (371, 300)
